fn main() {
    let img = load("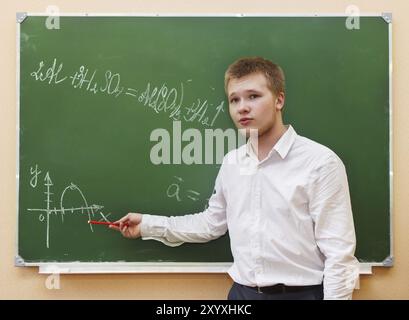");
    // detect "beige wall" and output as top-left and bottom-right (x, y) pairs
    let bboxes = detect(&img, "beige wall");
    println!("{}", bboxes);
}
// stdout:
(1, 0), (408, 300)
